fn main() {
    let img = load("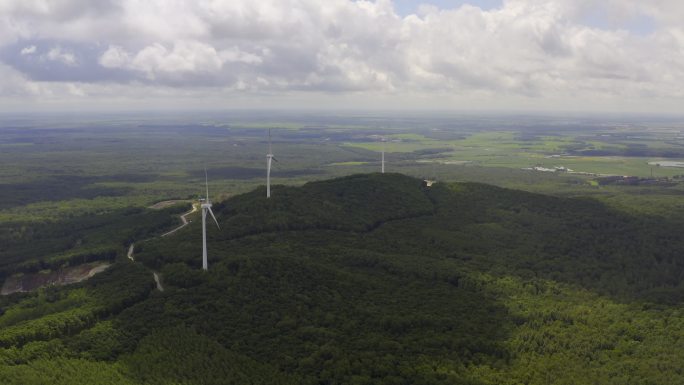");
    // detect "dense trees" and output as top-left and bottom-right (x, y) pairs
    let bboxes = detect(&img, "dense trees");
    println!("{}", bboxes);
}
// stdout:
(141, 173), (684, 304)
(0, 203), (189, 272)
(2, 173), (684, 384)
(213, 173), (435, 235)
(0, 263), (154, 349)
